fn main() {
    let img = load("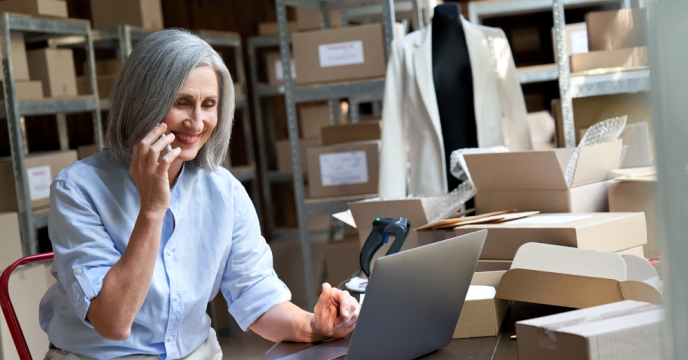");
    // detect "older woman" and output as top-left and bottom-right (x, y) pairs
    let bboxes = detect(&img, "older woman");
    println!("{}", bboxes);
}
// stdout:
(39, 29), (360, 360)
